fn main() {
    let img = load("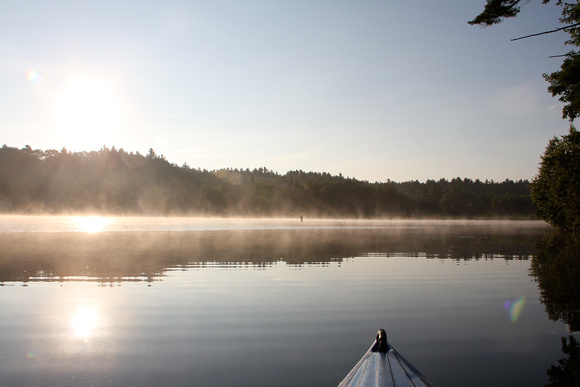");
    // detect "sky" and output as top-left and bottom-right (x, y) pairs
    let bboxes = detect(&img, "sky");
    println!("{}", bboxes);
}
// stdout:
(0, 0), (573, 183)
